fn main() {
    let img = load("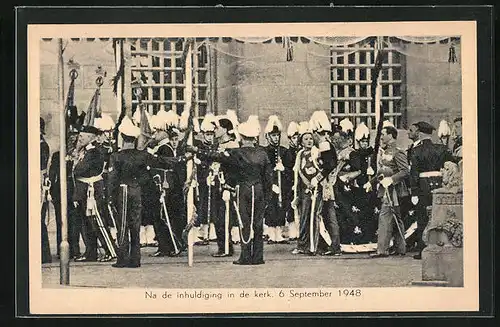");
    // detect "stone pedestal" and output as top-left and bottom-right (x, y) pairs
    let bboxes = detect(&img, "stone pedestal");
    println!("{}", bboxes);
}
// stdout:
(412, 192), (463, 287)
